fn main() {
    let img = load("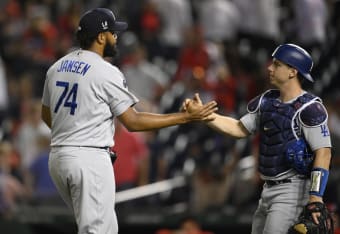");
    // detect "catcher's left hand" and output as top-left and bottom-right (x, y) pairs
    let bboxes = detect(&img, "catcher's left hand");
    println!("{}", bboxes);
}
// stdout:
(288, 202), (334, 234)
